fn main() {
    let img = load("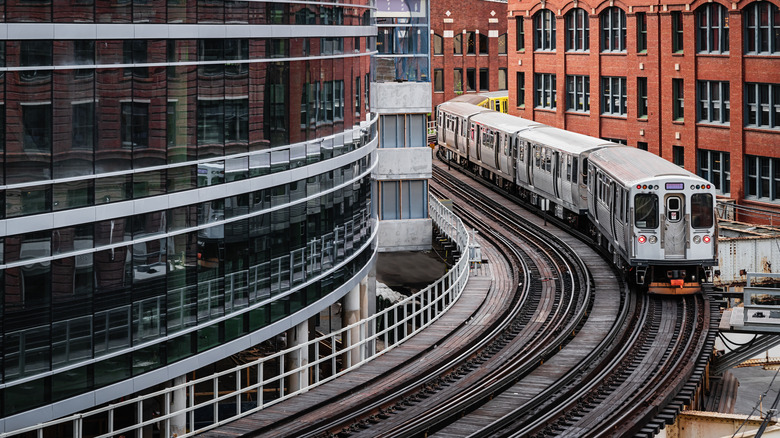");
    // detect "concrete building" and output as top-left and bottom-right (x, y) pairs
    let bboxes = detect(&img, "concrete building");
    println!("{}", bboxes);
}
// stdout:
(430, 0), (509, 109)
(506, 0), (780, 216)
(0, 1), (379, 432)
